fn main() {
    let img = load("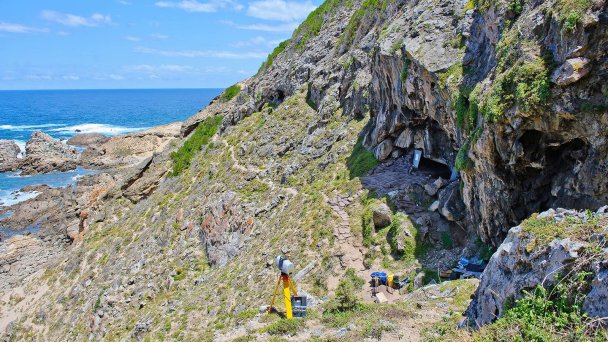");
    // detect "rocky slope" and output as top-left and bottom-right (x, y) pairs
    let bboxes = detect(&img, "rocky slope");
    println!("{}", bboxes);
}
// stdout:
(0, 0), (607, 340)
